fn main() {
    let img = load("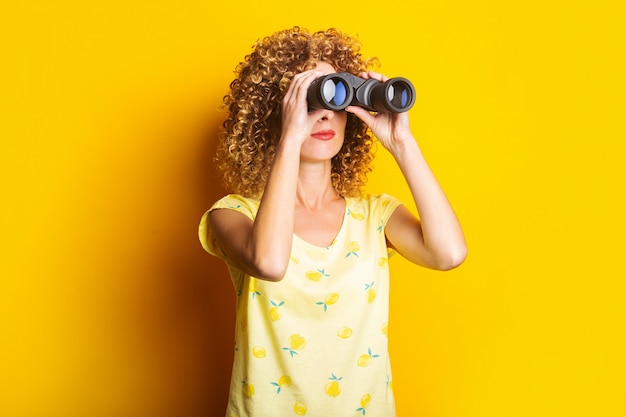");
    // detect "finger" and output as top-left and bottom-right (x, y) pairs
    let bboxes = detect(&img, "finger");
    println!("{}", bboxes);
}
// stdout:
(367, 70), (388, 83)
(292, 69), (323, 87)
(284, 70), (320, 106)
(346, 105), (376, 126)
(288, 70), (322, 101)
(285, 70), (314, 97)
